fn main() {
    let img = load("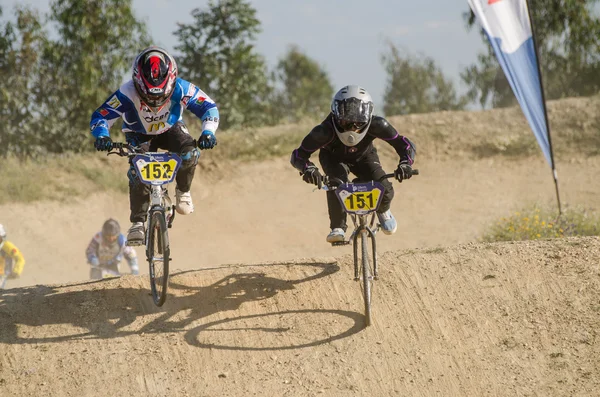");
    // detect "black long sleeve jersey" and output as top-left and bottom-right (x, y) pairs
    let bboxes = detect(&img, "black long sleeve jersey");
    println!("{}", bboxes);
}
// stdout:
(290, 113), (416, 172)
